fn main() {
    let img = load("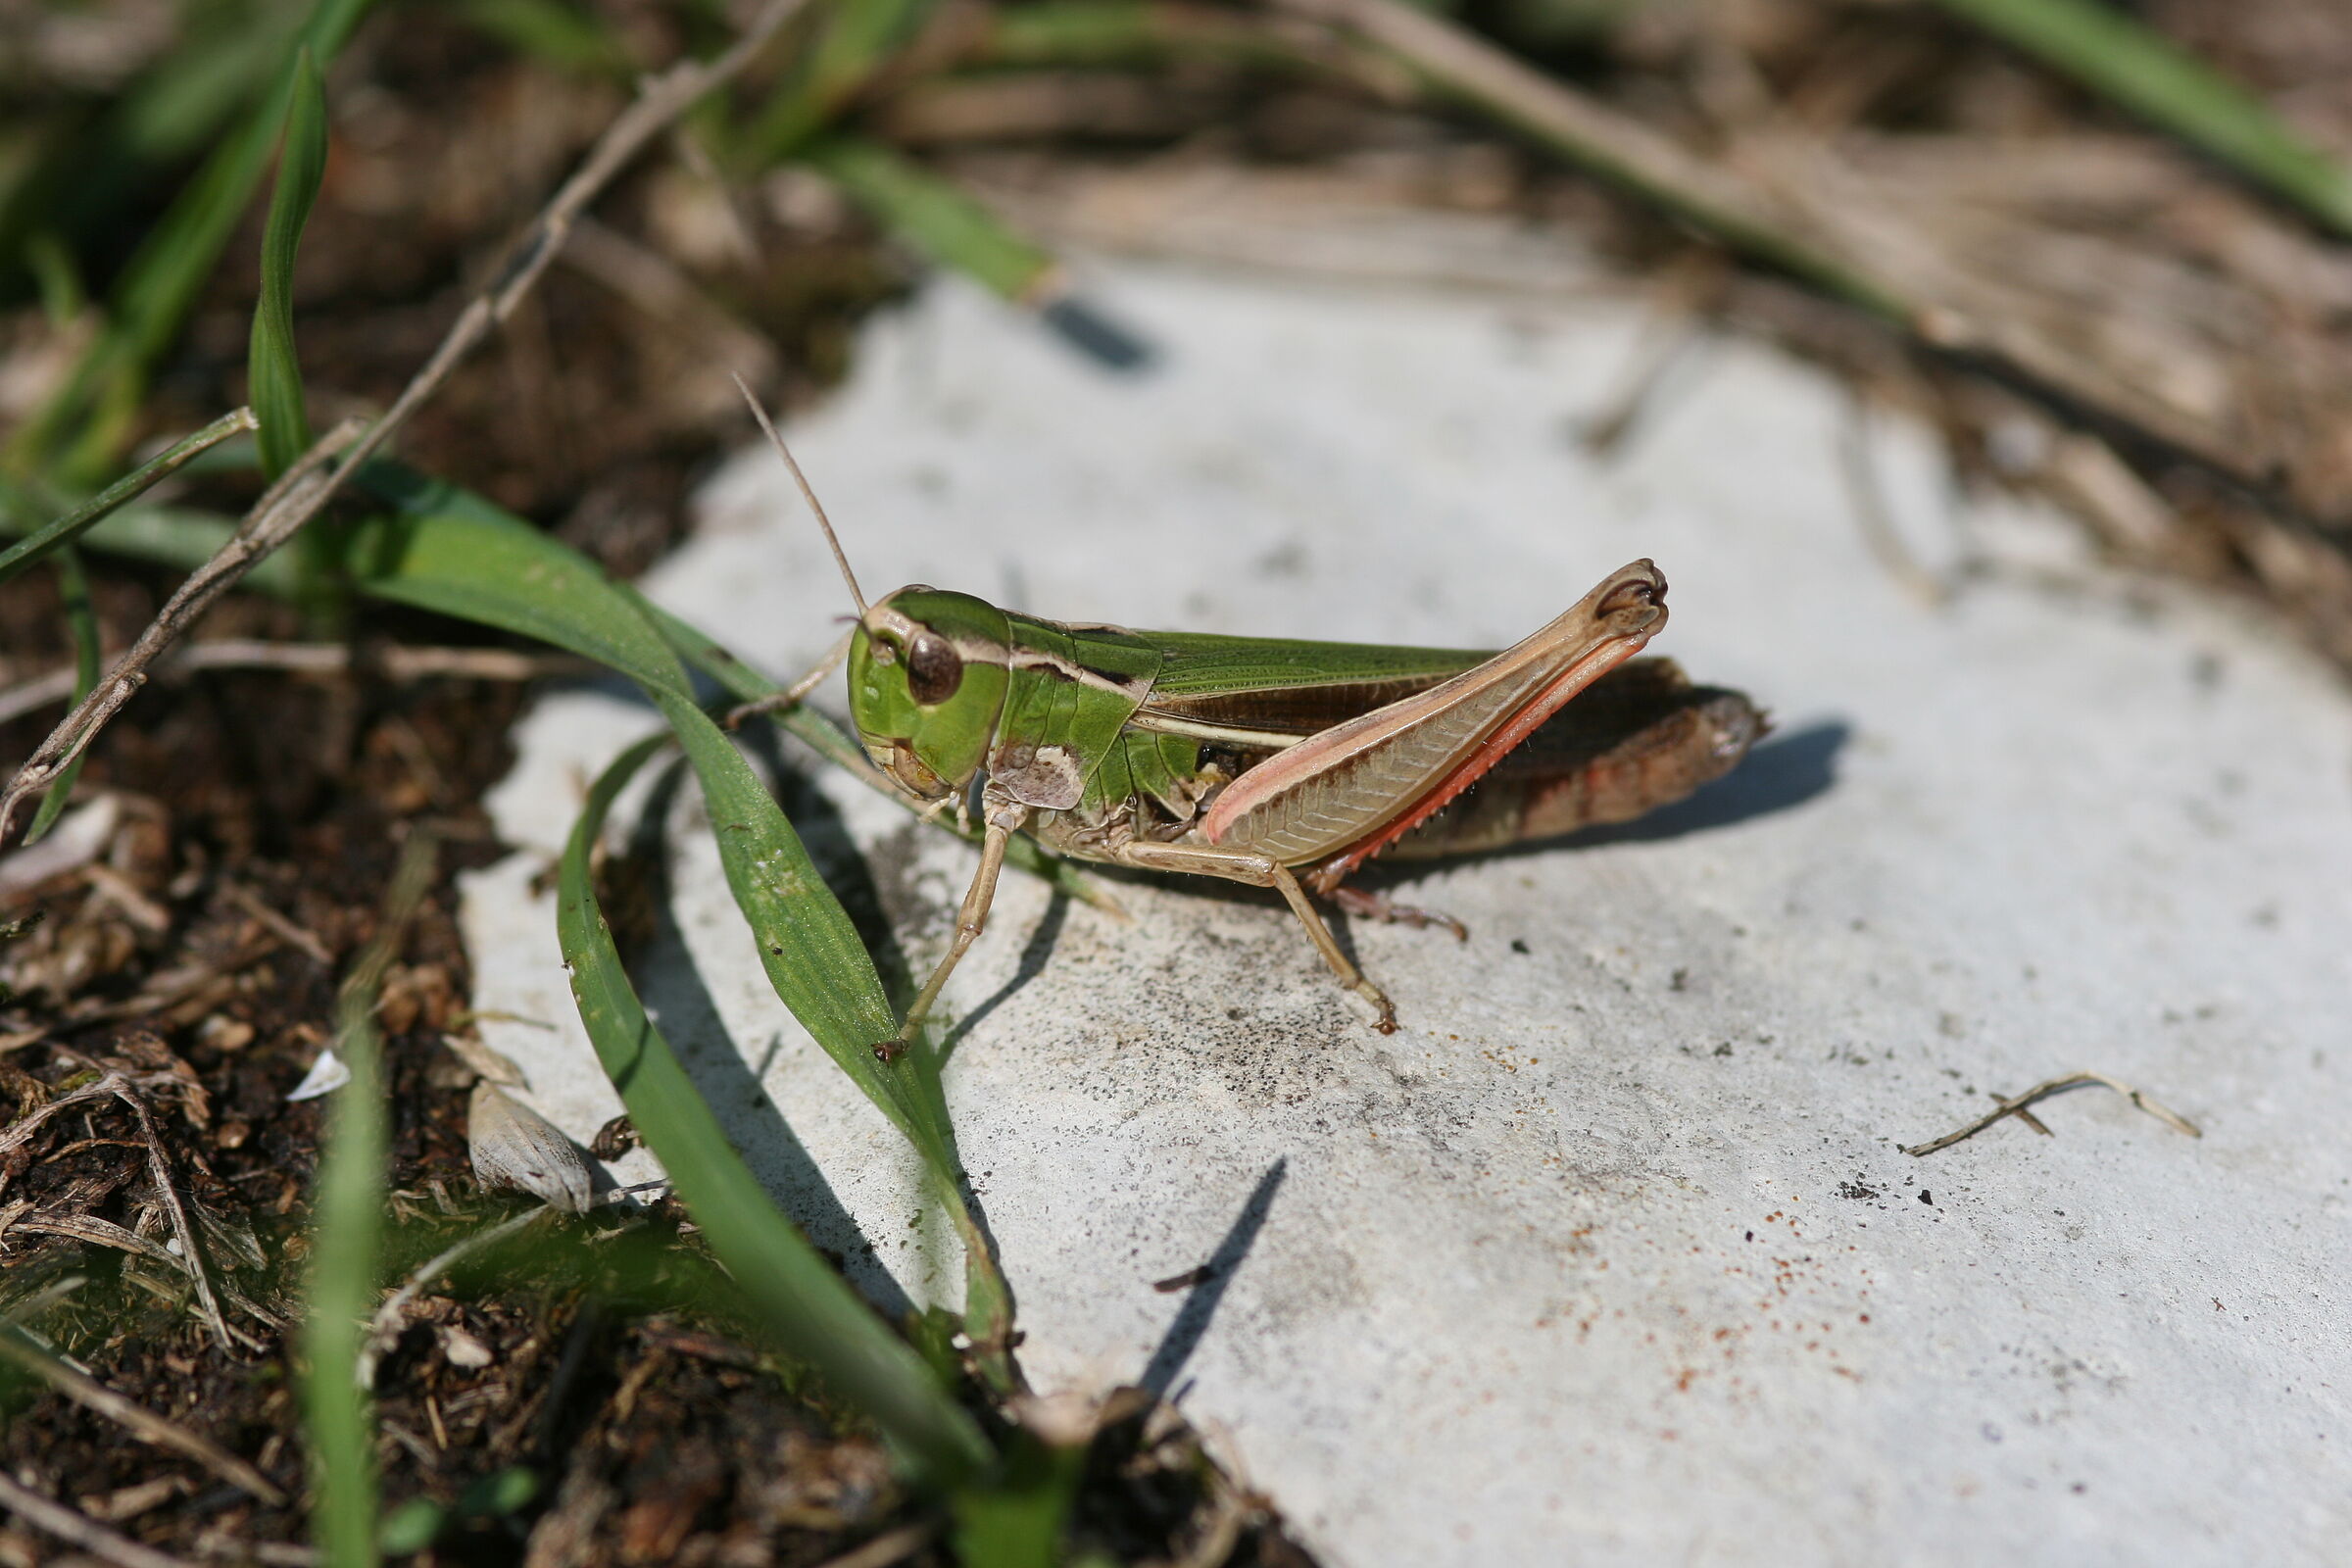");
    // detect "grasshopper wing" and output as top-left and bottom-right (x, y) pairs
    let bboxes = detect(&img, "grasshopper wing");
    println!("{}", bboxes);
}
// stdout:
(1193, 561), (1669, 868)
